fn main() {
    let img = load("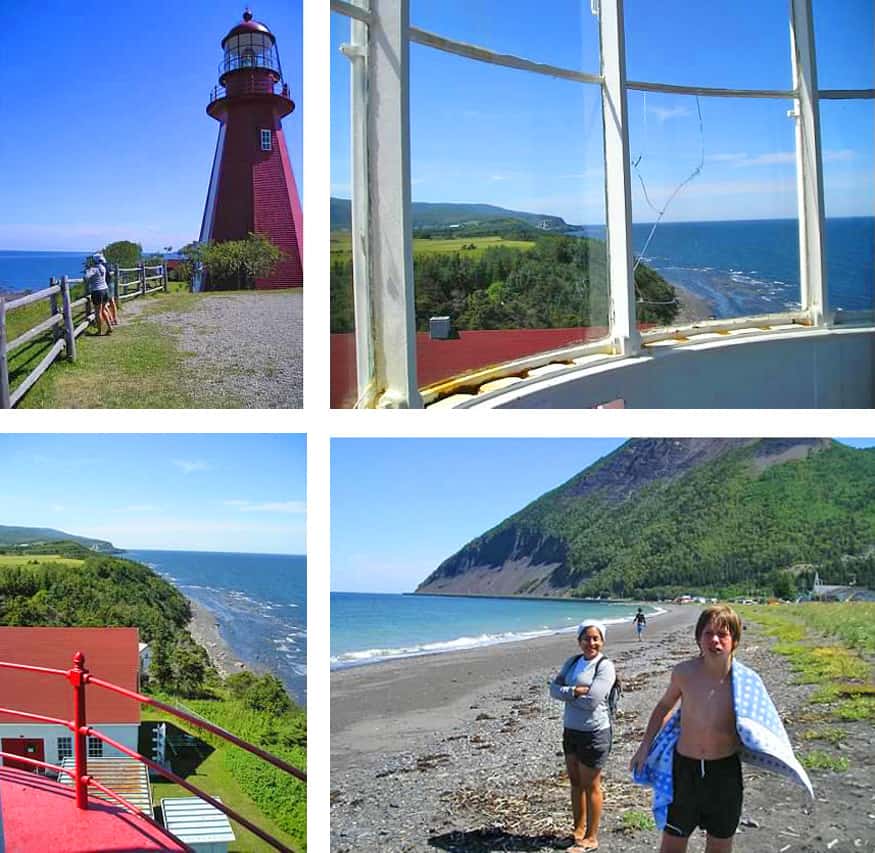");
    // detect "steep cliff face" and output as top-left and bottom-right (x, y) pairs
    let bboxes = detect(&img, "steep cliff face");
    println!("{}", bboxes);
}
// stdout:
(418, 525), (568, 596)
(415, 438), (840, 597)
